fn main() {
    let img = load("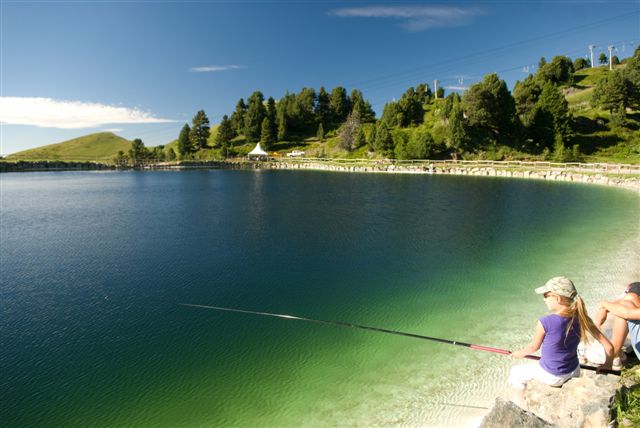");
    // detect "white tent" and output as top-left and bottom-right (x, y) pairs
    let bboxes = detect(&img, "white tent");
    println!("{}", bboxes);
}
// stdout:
(247, 143), (269, 161)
